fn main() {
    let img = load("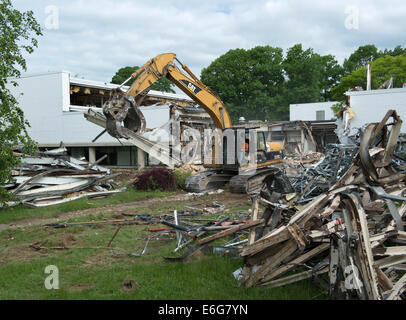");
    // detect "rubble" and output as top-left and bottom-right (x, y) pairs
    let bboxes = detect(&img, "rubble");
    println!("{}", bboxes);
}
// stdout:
(290, 144), (359, 204)
(16, 110), (406, 300)
(236, 110), (406, 300)
(3, 146), (124, 208)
